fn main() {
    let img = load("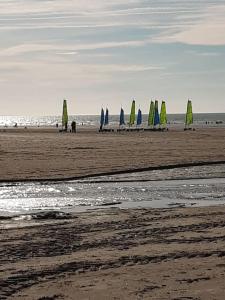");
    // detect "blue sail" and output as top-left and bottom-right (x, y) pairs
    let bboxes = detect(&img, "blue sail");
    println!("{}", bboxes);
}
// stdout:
(119, 108), (125, 126)
(104, 108), (109, 126)
(137, 109), (142, 126)
(154, 100), (160, 126)
(100, 108), (105, 127)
